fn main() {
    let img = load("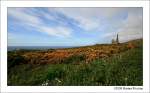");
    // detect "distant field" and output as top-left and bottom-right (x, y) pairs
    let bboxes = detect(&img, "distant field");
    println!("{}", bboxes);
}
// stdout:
(7, 39), (143, 86)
